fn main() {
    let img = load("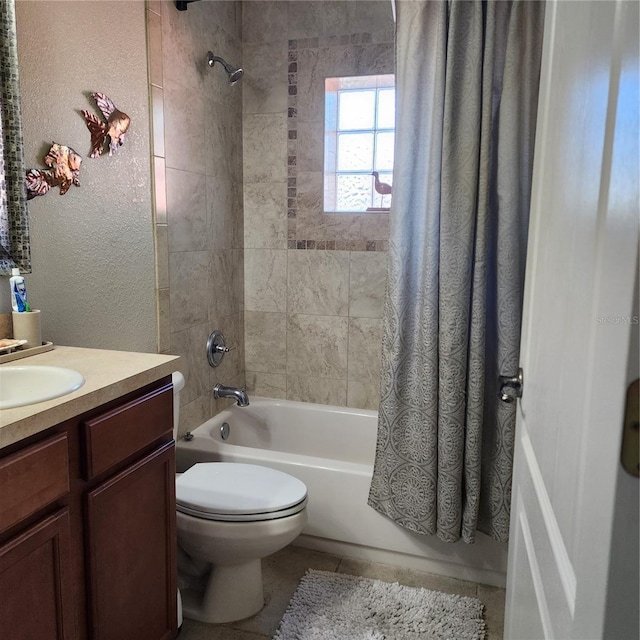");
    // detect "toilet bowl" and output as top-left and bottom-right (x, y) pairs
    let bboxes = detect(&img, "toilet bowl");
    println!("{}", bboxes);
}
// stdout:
(171, 373), (308, 624)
